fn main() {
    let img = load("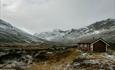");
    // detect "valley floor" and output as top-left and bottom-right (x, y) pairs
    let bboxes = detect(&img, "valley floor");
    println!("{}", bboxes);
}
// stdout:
(26, 49), (115, 70)
(0, 47), (115, 70)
